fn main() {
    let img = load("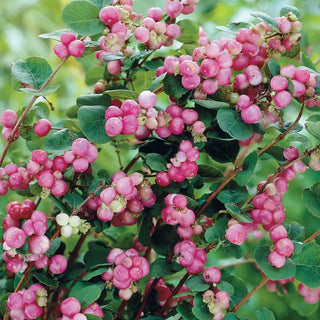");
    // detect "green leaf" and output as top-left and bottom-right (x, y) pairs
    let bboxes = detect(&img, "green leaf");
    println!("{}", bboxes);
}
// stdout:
(300, 53), (317, 71)
(283, 44), (300, 58)
(71, 284), (103, 308)
(138, 213), (153, 246)
(216, 180), (248, 204)
(177, 19), (199, 44)
(224, 314), (240, 320)
(283, 222), (304, 240)
(39, 29), (69, 41)
(39, 85), (60, 96)
(87, 0), (112, 10)
(254, 246), (296, 280)
(85, 66), (105, 86)
(217, 109), (253, 141)
(293, 242), (320, 288)
(82, 267), (106, 281)
(85, 315), (102, 320)
(151, 258), (183, 277)
(286, 290), (319, 316)
(205, 215), (228, 242)
(62, 0), (104, 36)
(177, 301), (197, 320)
(227, 275), (248, 307)
(163, 75), (189, 100)
(251, 12), (279, 30)
(84, 246), (111, 269)
(145, 153), (167, 172)
(205, 139), (239, 163)
(305, 121), (320, 140)
(77, 93), (111, 106)
(11, 57), (52, 89)
(303, 182), (320, 218)
(103, 89), (139, 101)
(186, 275), (210, 292)
(19, 88), (39, 95)
(267, 59), (280, 76)
(225, 204), (253, 223)
(286, 133), (312, 149)
(102, 53), (124, 62)
(63, 262), (86, 281)
(258, 146), (286, 162)
(216, 22), (252, 34)
(46, 238), (61, 257)
(192, 293), (212, 320)
(193, 99), (230, 109)
(217, 281), (234, 297)
(44, 129), (73, 153)
(255, 308), (275, 320)
(147, 72), (167, 92)
(197, 165), (223, 178)
(78, 105), (111, 144)
(235, 151), (258, 186)
(280, 6), (300, 18)
(32, 271), (56, 286)
(65, 191), (84, 207)
(151, 225), (179, 256)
